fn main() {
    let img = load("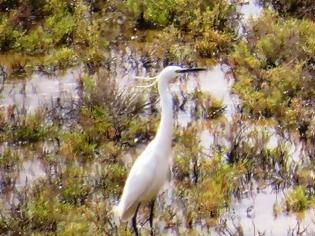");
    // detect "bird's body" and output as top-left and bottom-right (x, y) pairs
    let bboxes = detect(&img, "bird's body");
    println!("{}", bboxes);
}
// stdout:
(116, 139), (170, 220)
(114, 66), (206, 234)
(115, 67), (174, 221)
